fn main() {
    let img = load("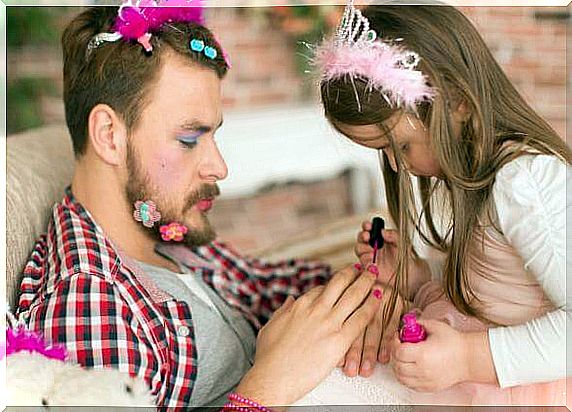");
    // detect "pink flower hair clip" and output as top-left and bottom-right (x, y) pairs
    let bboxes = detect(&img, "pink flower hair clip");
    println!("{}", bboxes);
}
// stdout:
(160, 222), (188, 242)
(313, 0), (434, 112)
(86, 0), (204, 56)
